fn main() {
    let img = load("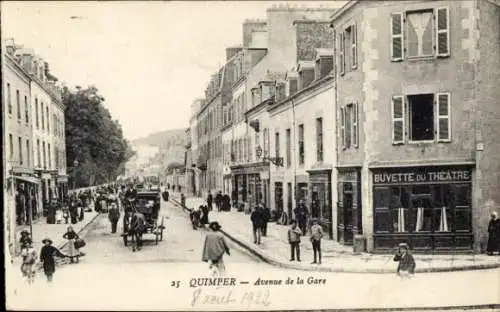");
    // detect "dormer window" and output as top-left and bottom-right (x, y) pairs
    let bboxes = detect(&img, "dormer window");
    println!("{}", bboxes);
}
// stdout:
(298, 61), (315, 90)
(314, 49), (334, 80)
(275, 82), (286, 102)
